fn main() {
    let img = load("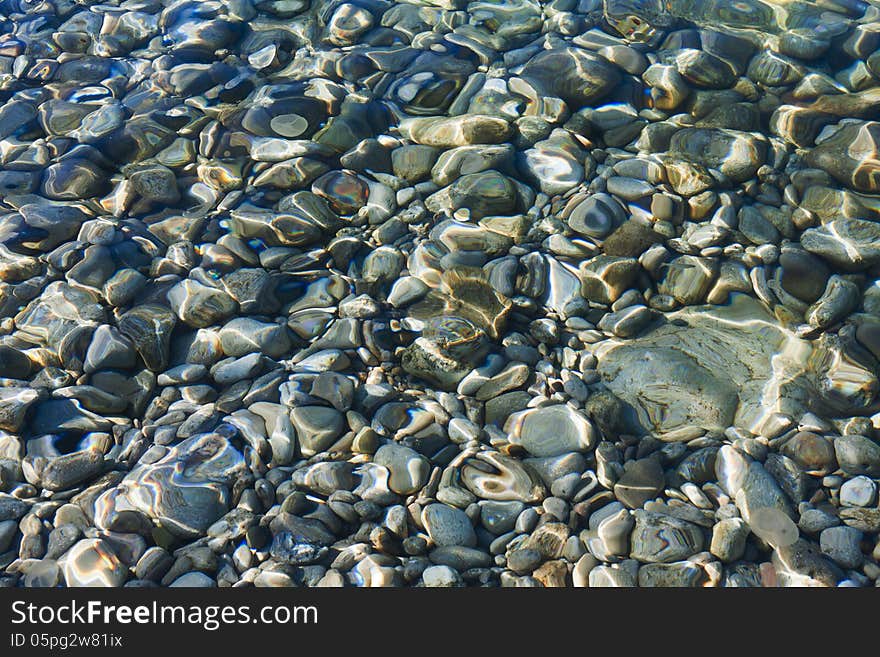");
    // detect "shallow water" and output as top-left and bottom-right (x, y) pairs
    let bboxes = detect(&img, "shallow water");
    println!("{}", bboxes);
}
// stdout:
(0, 0), (879, 587)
